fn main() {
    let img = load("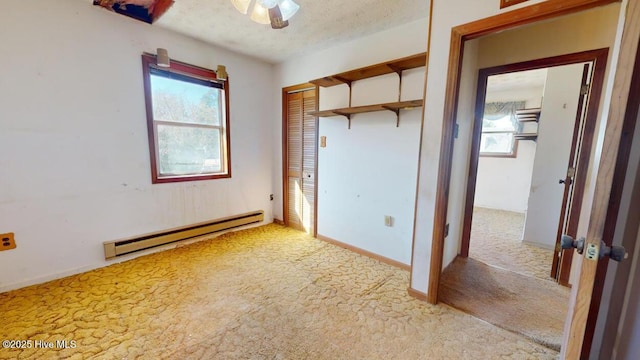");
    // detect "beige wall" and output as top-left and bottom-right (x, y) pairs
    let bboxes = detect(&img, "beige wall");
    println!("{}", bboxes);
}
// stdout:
(0, 0), (276, 292)
(477, 5), (620, 69)
(475, 87), (543, 213)
(274, 20), (428, 266)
